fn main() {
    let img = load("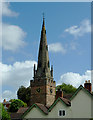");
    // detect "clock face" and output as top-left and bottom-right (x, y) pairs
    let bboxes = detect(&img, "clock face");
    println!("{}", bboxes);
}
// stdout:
(36, 88), (40, 93)
(50, 88), (53, 93)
